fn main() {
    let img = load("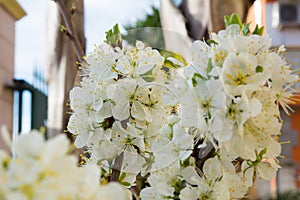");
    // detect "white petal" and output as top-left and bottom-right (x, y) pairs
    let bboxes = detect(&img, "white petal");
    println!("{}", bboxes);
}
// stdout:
(112, 101), (130, 121)
(131, 100), (146, 121)
(248, 98), (262, 117)
(257, 162), (277, 180)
